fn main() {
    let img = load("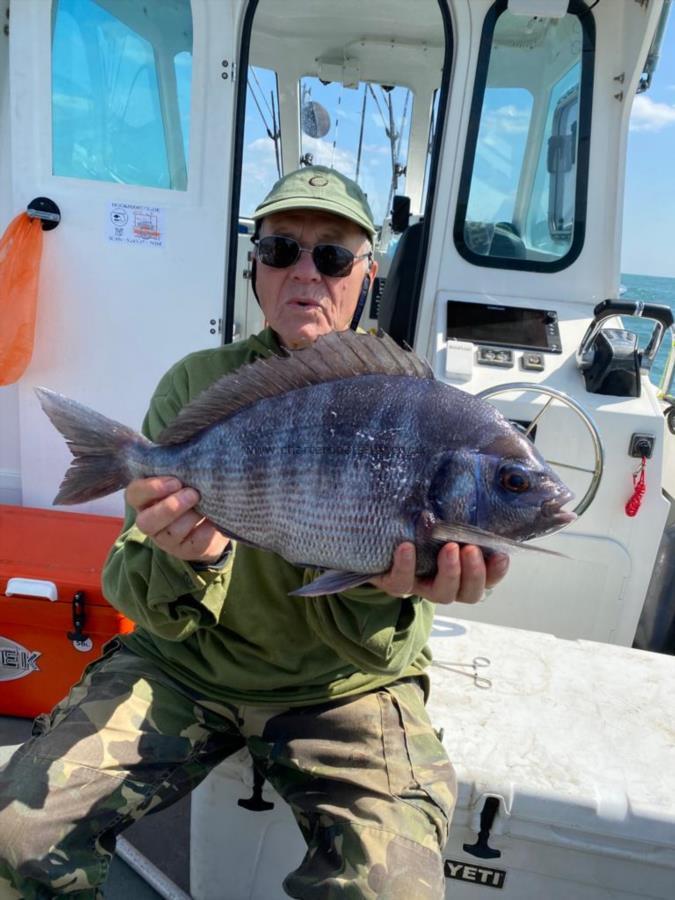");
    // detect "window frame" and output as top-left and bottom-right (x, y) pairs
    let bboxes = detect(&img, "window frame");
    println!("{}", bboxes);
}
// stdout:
(453, 0), (595, 273)
(224, 0), (454, 346)
(548, 84), (579, 241)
